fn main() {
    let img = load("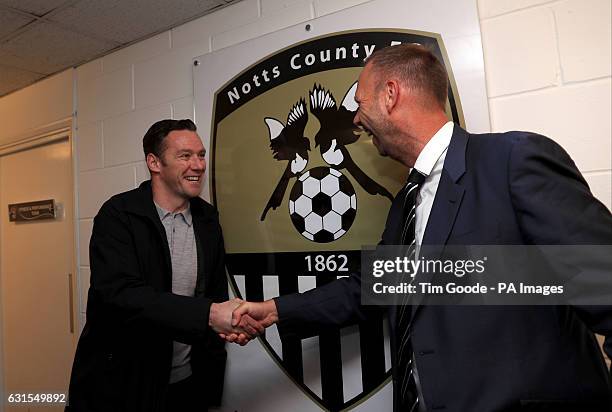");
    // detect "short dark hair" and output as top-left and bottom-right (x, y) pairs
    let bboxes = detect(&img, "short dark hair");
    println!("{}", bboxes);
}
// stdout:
(366, 43), (449, 109)
(142, 119), (197, 157)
